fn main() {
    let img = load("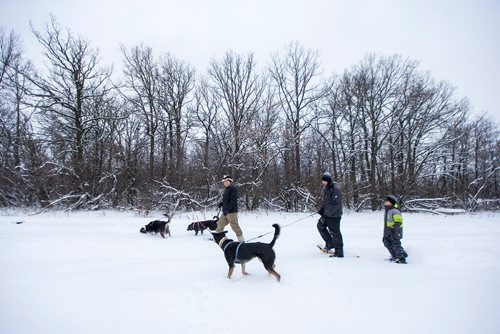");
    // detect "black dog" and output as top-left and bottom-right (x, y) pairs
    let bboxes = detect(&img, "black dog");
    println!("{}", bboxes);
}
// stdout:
(140, 215), (171, 238)
(211, 224), (281, 281)
(187, 216), (219, 236)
